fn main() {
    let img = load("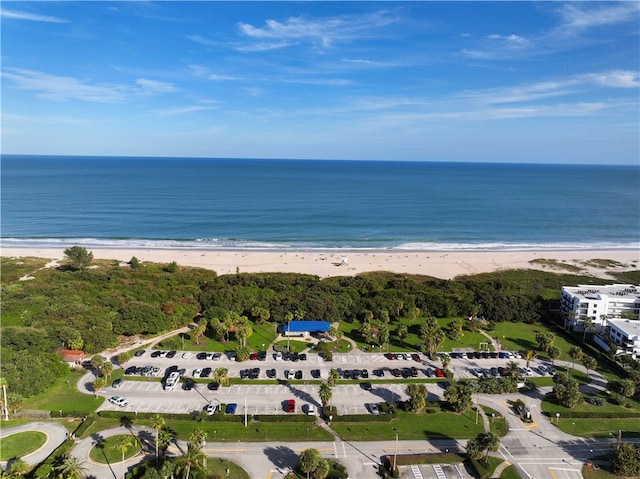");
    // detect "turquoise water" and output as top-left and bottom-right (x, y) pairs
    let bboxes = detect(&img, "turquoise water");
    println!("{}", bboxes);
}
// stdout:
(1, 155), (638, 251)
